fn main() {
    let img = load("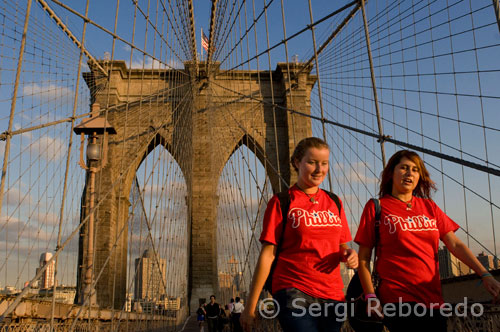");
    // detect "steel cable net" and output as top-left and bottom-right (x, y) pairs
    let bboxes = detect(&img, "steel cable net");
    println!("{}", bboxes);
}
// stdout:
(0, 0), (499, 331)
